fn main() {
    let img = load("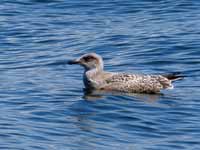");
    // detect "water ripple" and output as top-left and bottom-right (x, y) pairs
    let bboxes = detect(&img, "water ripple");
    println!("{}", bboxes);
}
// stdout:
(0, 0), (200, 150)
